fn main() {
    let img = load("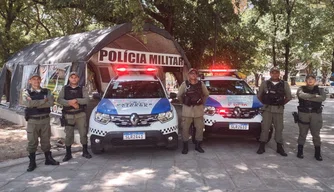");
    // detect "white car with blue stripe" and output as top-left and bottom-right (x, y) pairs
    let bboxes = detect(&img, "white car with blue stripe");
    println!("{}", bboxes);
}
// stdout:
(201, 75), (264, 139)
(89, 69), (178, 154)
